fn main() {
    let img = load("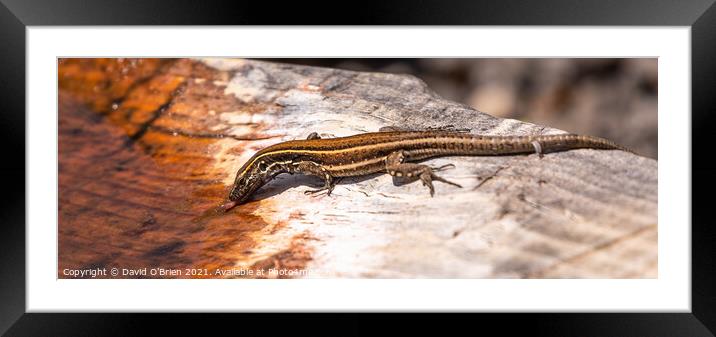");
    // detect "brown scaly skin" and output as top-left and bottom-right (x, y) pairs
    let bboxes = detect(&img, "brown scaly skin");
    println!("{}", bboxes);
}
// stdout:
(221, 127), (631, 211)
